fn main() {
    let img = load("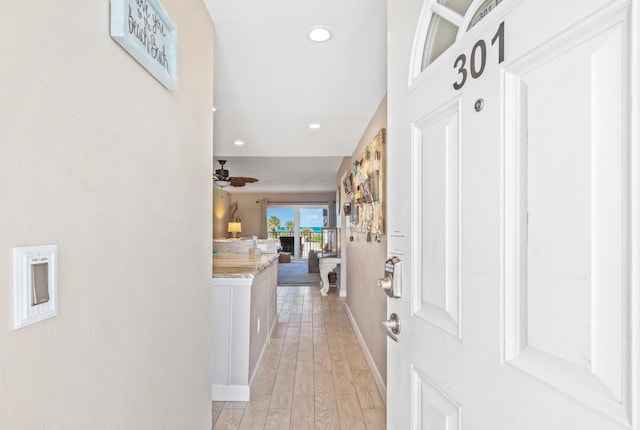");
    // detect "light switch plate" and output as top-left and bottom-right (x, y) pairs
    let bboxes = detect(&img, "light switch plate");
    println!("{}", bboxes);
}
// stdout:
(13, 244), (58, 329)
